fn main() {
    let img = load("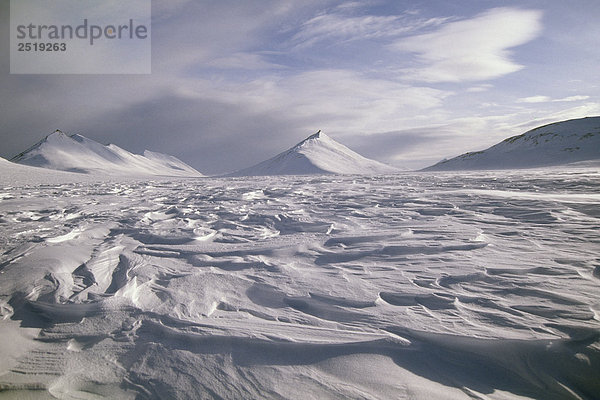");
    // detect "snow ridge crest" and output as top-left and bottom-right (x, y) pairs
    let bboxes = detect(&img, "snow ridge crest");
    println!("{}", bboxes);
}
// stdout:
(11, 130), (203, 177)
